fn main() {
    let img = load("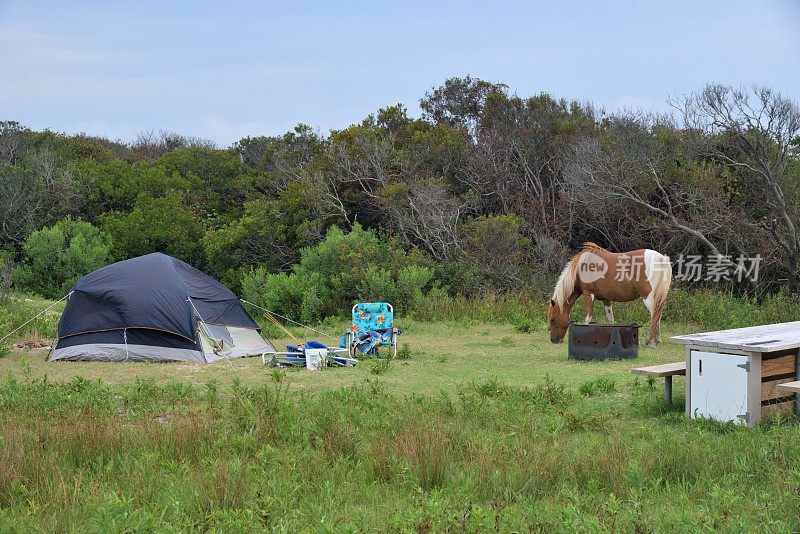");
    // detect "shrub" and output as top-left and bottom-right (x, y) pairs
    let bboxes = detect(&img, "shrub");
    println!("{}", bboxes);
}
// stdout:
(458, 214), (532, 293)
(241, 224), (434, 321)
(578, 377), (617, 397)
(395, 265), (435, 310)
(203, 185), (325, 290)
(371, 358), (393, 375)
(0, 296), (62, 342)
(13, 218), (113, 299)
(241, 268), (327, 324)
(511, 314), (539, 333)
(396, 343), (412, 360)
(101, 192), (204, 265)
